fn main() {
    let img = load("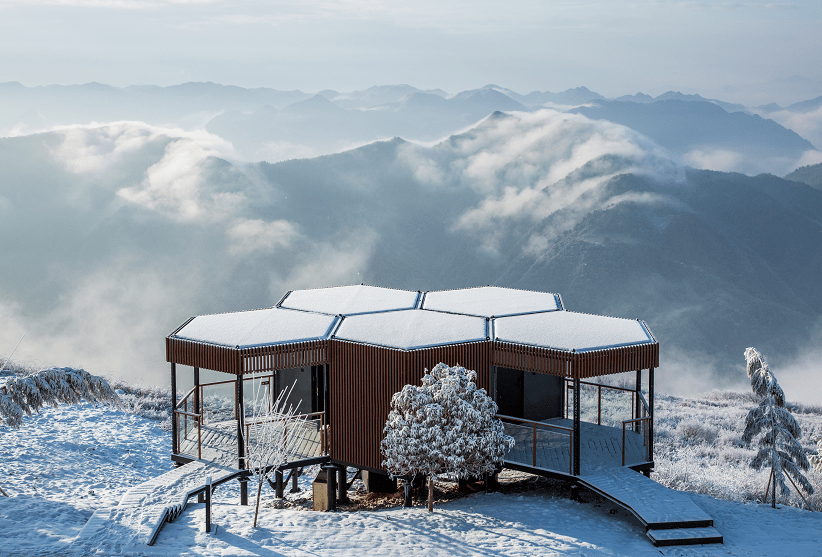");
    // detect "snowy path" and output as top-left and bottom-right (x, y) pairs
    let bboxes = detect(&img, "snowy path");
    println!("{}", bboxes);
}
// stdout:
(73, 459), (242, 552)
